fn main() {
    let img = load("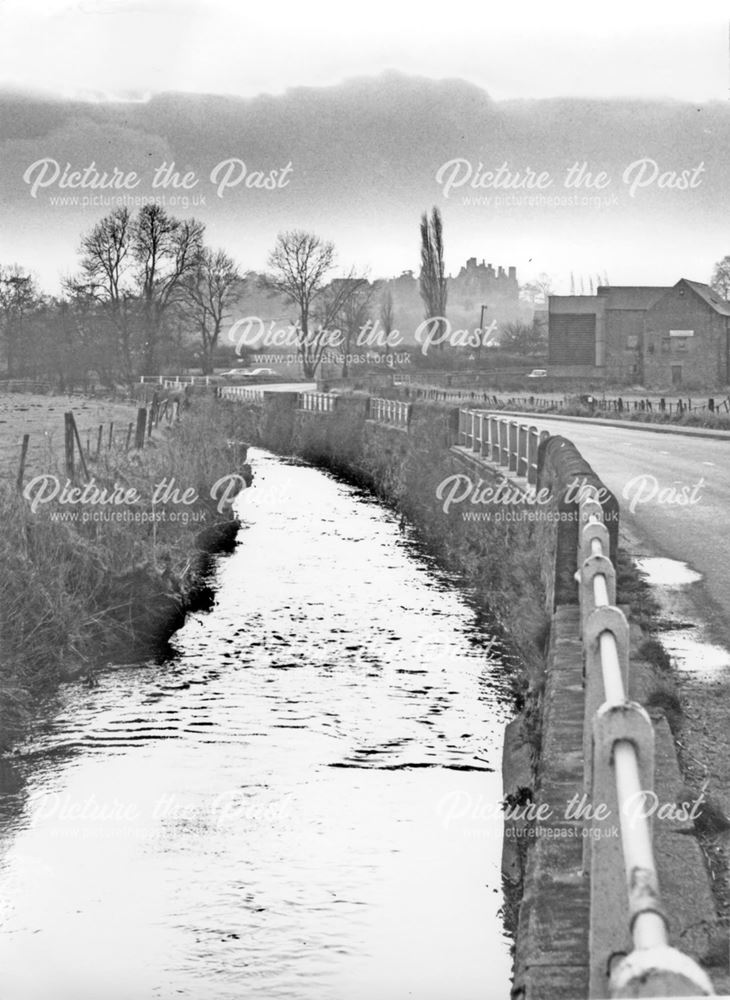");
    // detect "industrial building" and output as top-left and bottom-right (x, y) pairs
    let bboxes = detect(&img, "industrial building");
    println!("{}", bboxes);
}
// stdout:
(548, 279), (730, 387)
